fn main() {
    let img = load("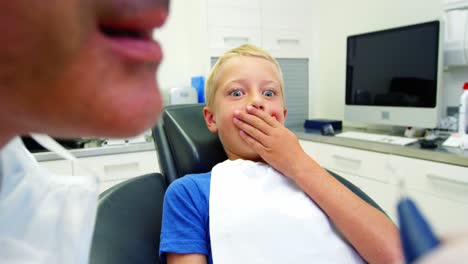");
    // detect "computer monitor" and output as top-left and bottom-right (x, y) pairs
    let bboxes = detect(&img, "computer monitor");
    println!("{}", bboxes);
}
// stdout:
(344, 21), (443, 128)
